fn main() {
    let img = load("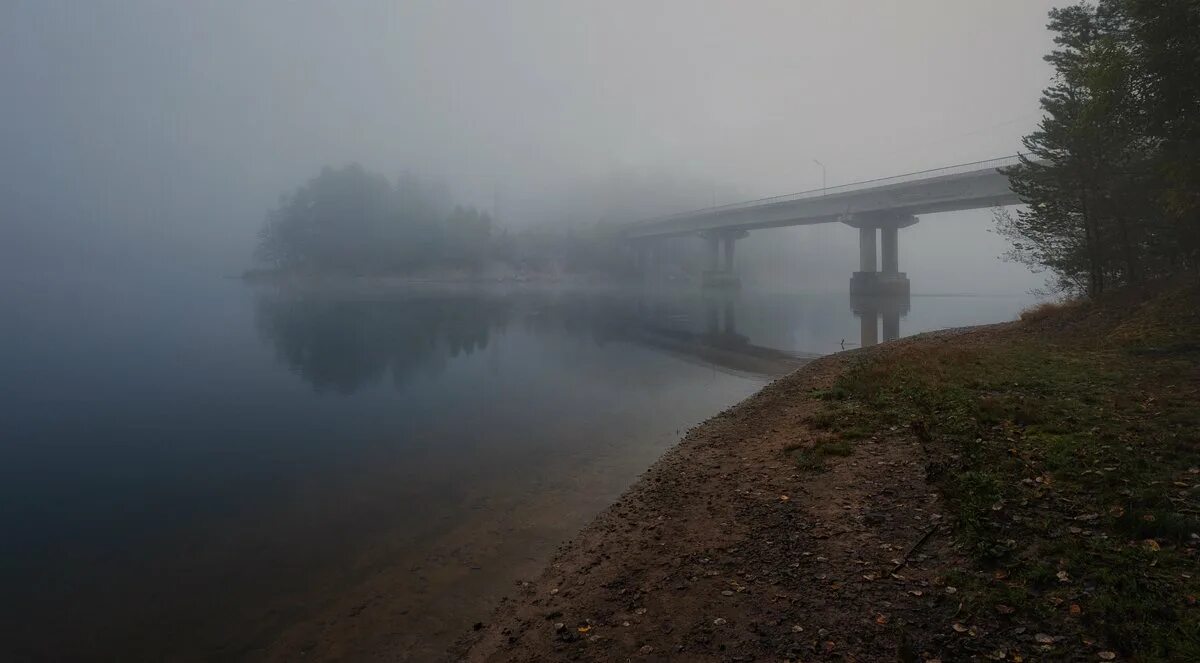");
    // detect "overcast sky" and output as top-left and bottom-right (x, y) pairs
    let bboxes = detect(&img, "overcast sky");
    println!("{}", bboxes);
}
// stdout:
(1, 1), (1061, 285)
